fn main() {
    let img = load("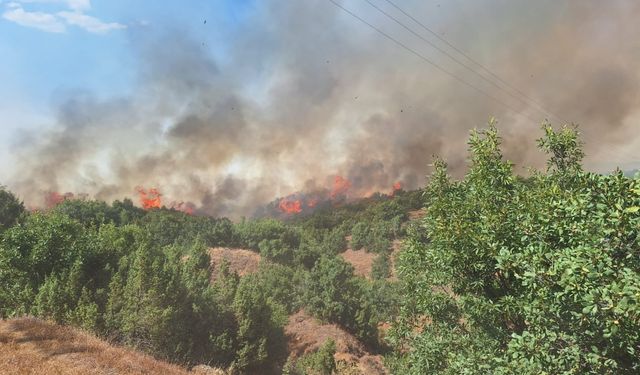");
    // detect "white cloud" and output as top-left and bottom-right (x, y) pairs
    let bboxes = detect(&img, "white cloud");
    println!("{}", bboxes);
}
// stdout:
(2, 0), (126, 34)
(2, 6), (65, 32)
(11, 0), (91, 11)
(65, 0), (90, 12)
(58, 10), (125, 34)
